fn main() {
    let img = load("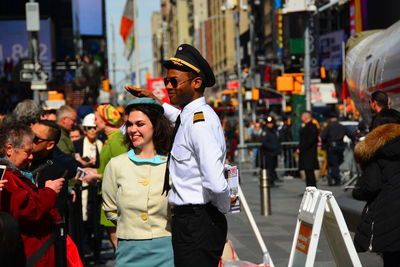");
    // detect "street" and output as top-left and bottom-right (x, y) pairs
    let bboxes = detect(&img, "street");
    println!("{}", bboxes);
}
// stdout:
(226, 170), (382, 266)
